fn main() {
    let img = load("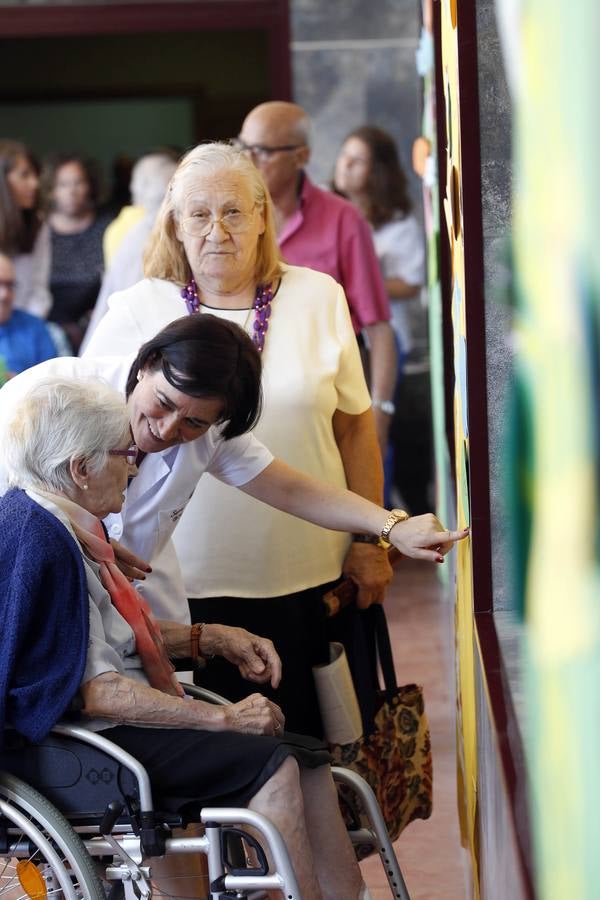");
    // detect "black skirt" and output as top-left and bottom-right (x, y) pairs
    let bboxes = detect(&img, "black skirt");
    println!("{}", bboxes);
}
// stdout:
(100, 725), (329, 814)
(189, 582), (381, 739)
(189, 582), (337, 739)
